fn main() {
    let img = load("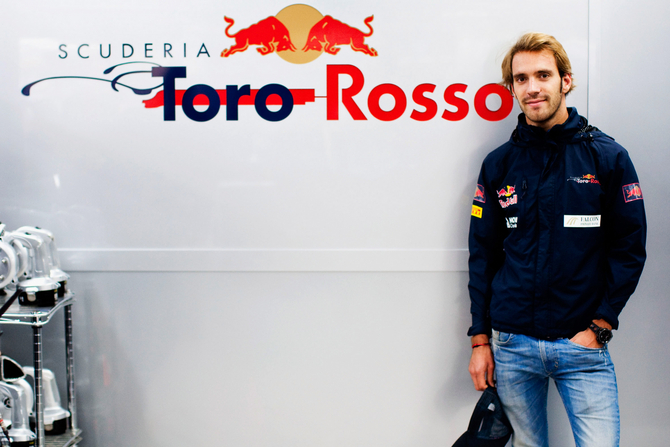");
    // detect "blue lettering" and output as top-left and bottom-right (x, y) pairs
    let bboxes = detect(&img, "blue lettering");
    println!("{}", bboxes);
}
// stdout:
(182, 85), (220, 122)
(77, 44), (89, 59)
(100, 44), (111, 59)
(226, 85), (251, 121)
(197, 44), (210, 58)
(150, 67), (293, 122)
(255, 84), (293, 122)
(151, 66), (186, 121)
(122, 44), (134, 58)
